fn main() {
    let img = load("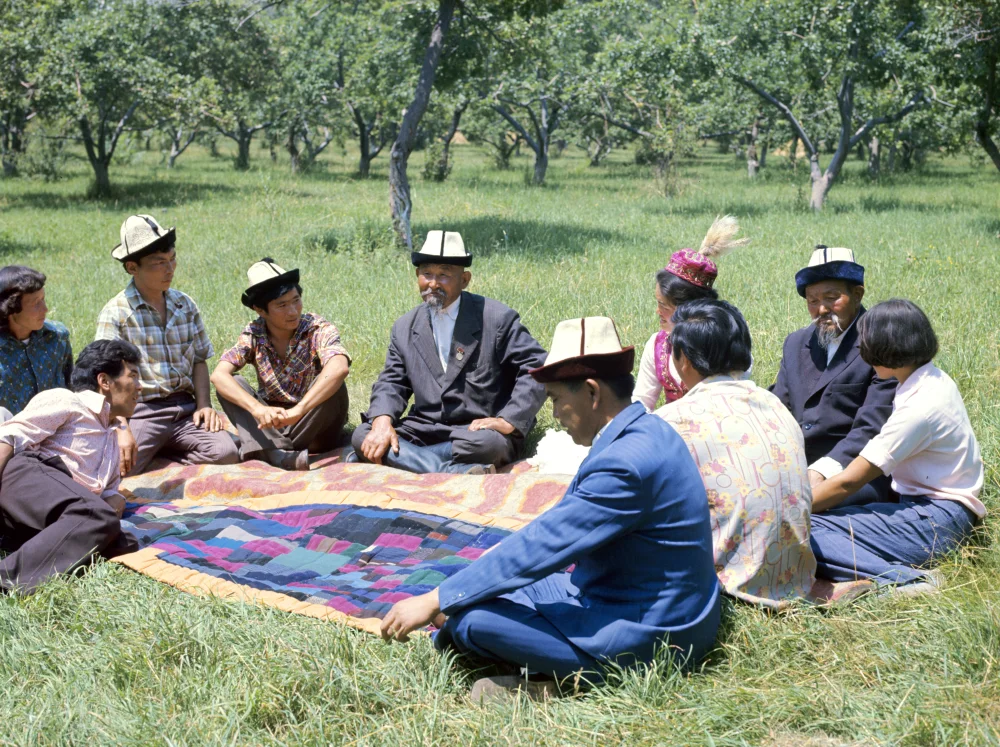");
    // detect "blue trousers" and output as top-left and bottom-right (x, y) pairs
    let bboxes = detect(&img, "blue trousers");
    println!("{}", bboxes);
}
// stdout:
(434, 573), (603, 682)
(351, 422), (513, 474)
(810, 495), (976, 585)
